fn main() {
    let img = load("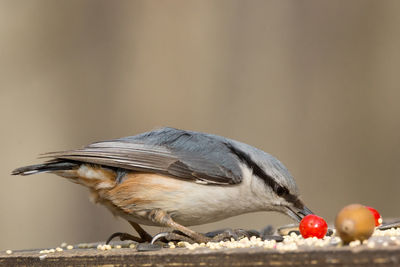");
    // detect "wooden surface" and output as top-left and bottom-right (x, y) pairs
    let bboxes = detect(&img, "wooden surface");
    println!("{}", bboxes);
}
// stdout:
(1, 245), (400, 267)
